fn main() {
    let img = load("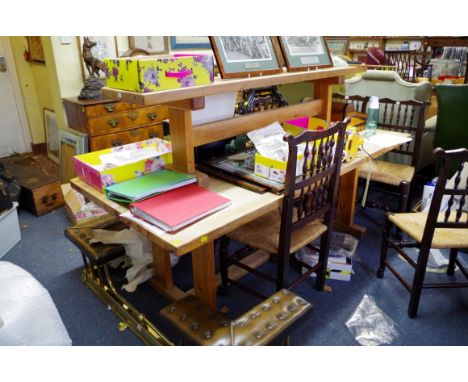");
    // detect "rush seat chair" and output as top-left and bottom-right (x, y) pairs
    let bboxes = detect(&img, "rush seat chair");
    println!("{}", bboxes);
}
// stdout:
(218, 119), (348, 299)
(378, 148), (468, 318)
(358, 98), (428, 213)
